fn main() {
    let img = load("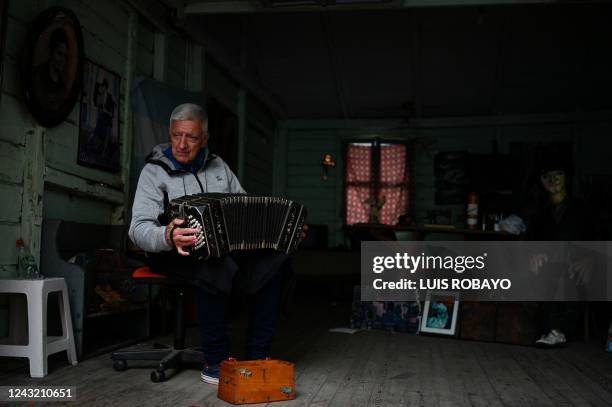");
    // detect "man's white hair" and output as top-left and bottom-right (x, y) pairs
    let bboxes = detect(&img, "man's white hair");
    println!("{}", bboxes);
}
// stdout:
(169, 103), (208, 132)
